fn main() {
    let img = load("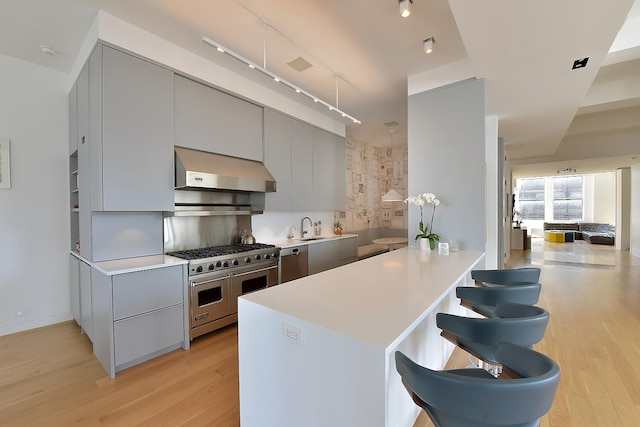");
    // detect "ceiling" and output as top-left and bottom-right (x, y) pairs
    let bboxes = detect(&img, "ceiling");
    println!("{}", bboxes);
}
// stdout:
(1, 0), (639, 176)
